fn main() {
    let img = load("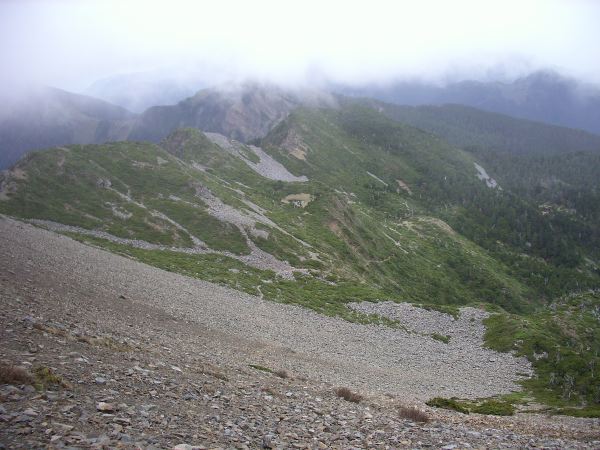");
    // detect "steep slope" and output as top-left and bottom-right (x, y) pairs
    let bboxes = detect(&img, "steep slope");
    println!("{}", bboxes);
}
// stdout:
(338, 70), (600, 134)
(128, 82), (338, 143)
(373, 102), (600, 157)
(0, 86), (134, 169)
(366, 101), (600, 249)
(2, 102), (599, 413)
(3, 217), (596, 449)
